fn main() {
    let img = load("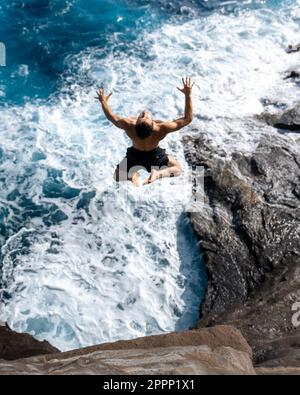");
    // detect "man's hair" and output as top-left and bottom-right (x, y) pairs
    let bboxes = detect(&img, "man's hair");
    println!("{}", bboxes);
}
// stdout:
(136, 121), (153, 139)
